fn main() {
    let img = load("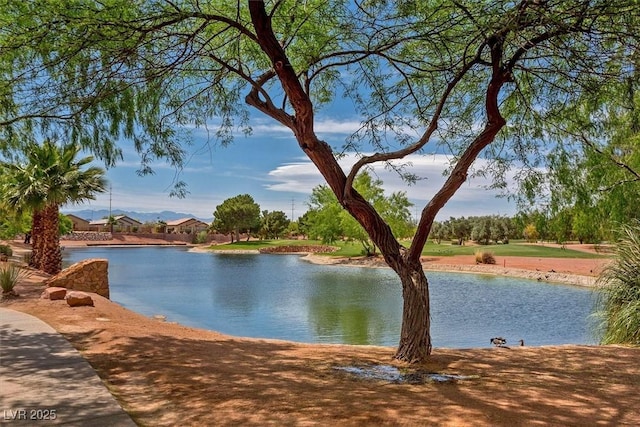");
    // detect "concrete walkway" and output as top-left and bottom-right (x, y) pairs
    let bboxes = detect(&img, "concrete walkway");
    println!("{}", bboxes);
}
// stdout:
(0, 308), (136, 426)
